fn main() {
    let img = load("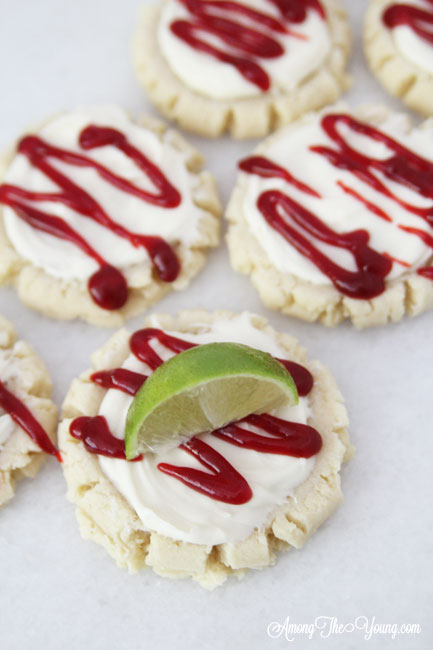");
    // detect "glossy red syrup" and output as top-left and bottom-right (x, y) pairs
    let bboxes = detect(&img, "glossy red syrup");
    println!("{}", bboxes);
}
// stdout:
(92, 350), (313, 399)
(315, 115), (433, 229)
(240, 113), (433, 298)
(259, 189), (392, 299)
(242, 156), (320, 198)
(0, 380), (61, 461)
(213, 413), (322, 457)
(0, 126), (181, 310)
(158, 437), (253, 504)
(69, 328), (318, 504)
(276, 359), (313, 396)
(418, 266), (433, 279)
(337, 180), (392, 223)
(91, 369), (147, 395)
(170, 0), (325, 91)
(130, 328), (195, 370)
(70, 416), (142, 461)
(130, 327), (313, 395)
(383, 1), (433, 46)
